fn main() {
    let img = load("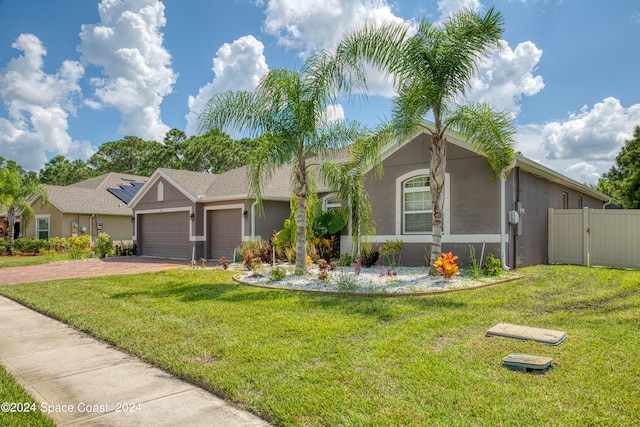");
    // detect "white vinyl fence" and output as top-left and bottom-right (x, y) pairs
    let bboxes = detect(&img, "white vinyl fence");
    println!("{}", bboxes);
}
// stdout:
(548, 208), (640, 269)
